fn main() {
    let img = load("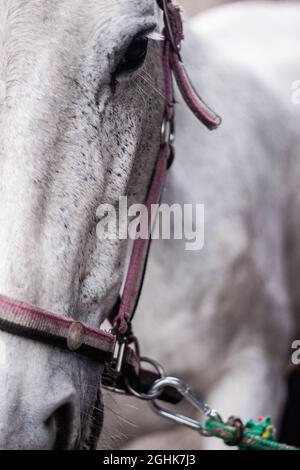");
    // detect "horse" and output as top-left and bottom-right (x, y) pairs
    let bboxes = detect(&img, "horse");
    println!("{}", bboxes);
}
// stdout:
(1, 0), (299, 450)
(102, 2), (300, 450)
(0, 0), (168, 449)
